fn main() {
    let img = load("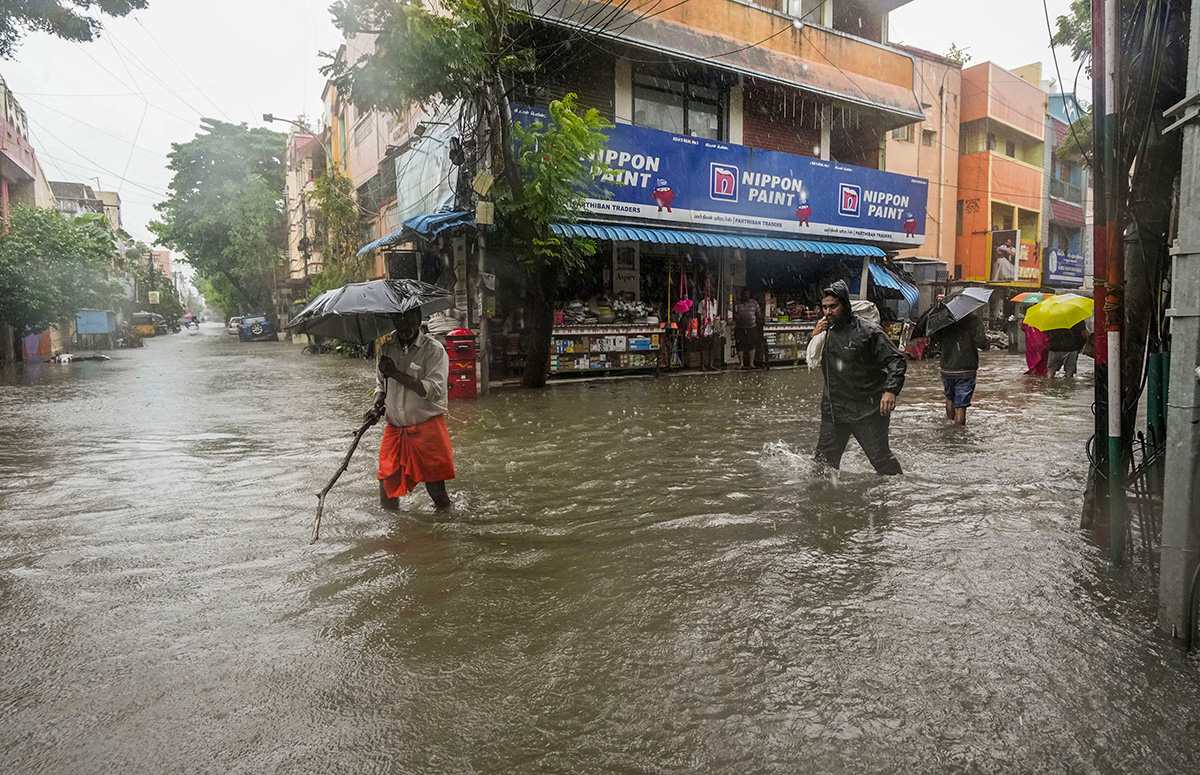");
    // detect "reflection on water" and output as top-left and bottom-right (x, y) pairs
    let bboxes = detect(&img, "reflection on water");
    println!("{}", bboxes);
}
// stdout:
(2, 327), (1198, 773)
